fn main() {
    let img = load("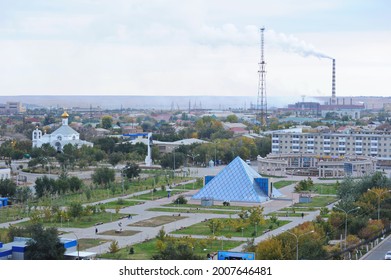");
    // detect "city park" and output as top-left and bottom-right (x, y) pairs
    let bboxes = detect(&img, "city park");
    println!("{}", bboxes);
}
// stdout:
(1, 149), (390, 259)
